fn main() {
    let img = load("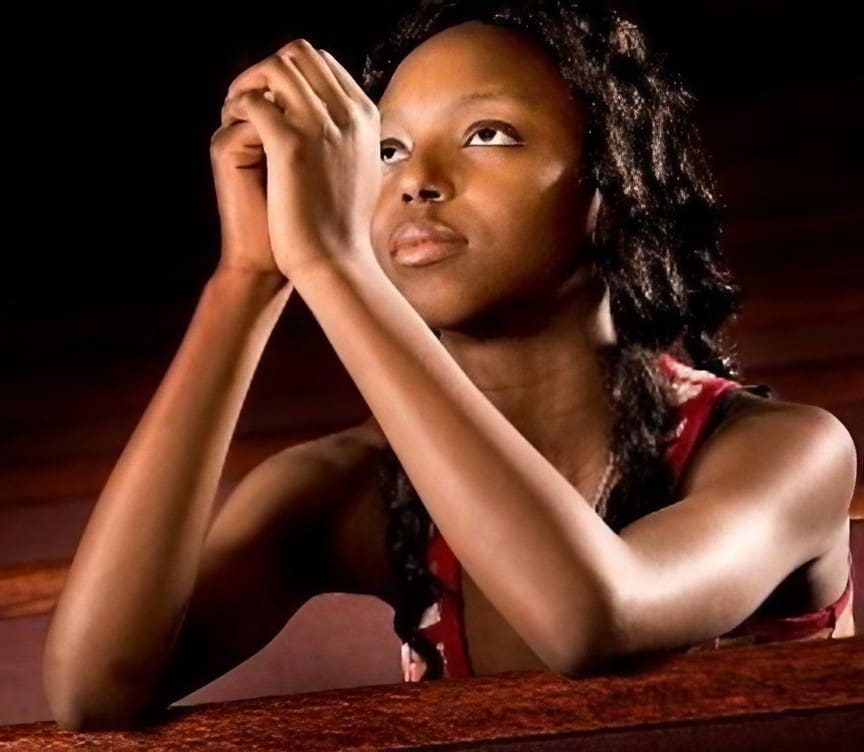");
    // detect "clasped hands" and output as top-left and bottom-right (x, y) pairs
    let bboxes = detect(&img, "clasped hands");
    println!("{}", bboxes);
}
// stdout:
(221, 39), (382, 281)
